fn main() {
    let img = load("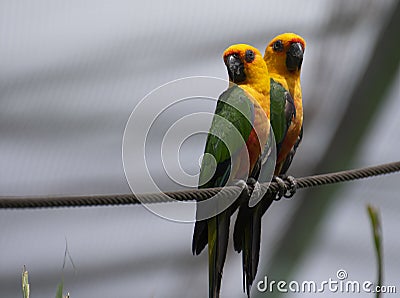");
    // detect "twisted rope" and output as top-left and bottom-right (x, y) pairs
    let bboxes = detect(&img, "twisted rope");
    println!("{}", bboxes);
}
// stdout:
(0, 161), (399, 209)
